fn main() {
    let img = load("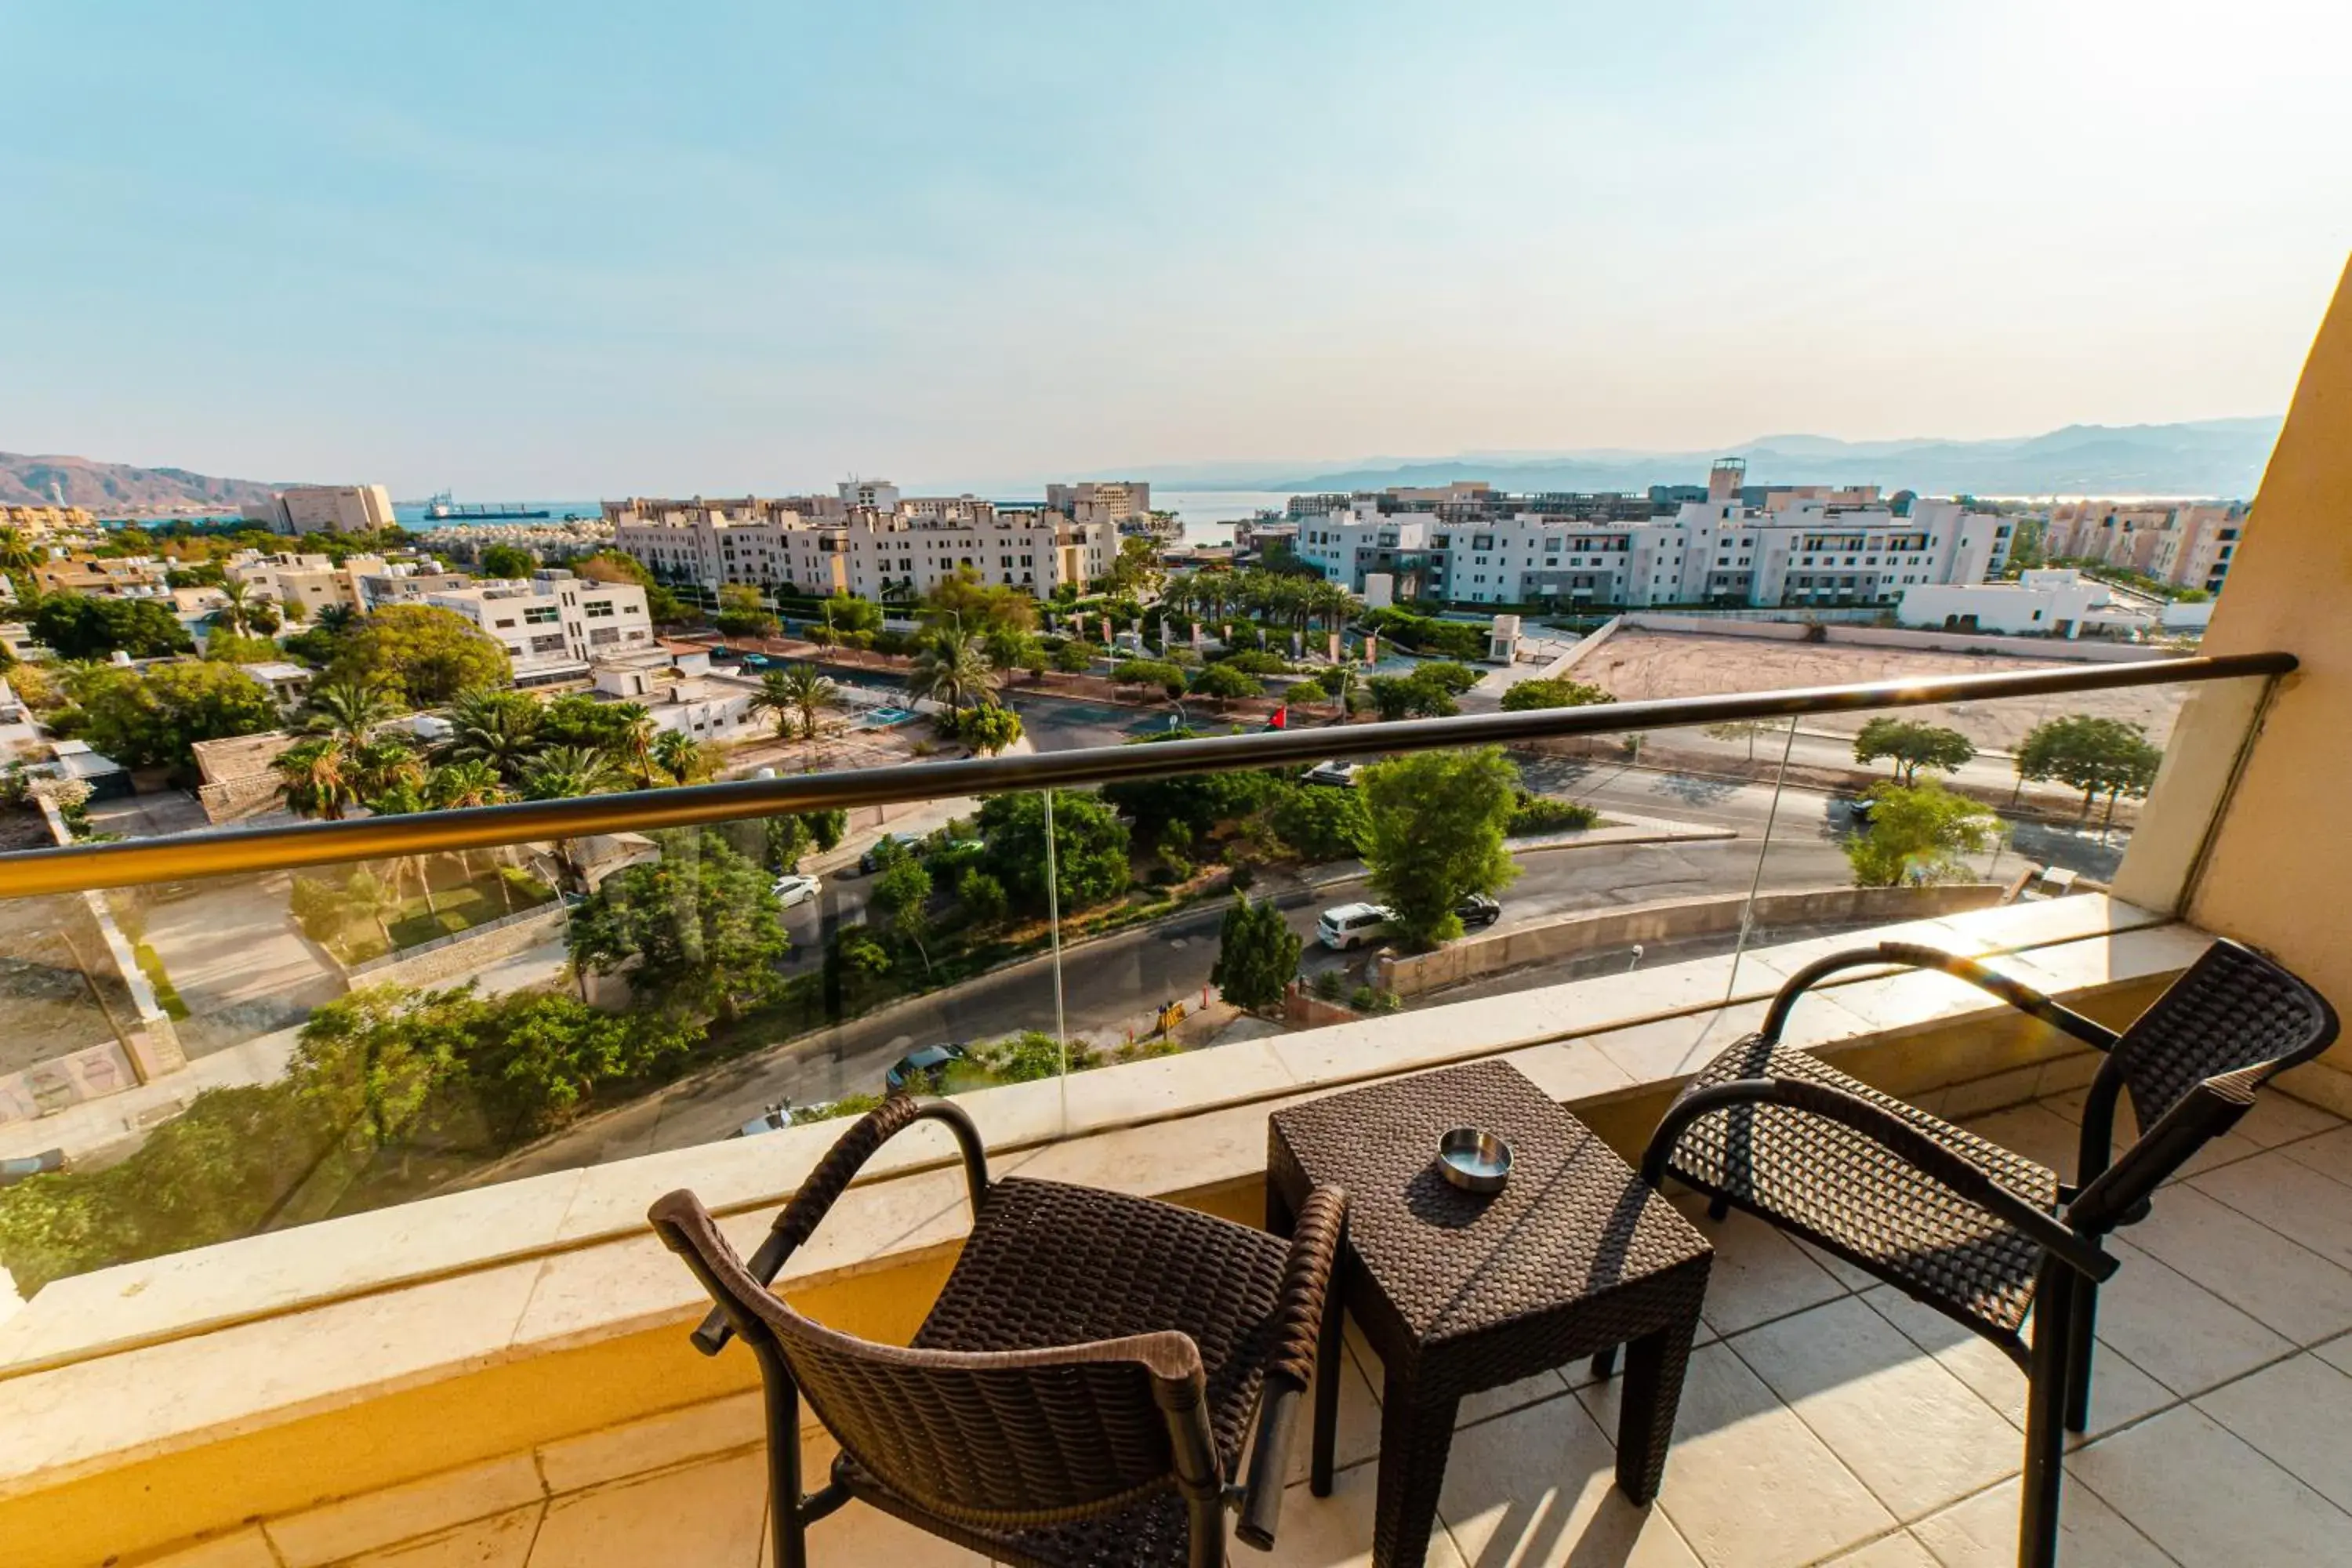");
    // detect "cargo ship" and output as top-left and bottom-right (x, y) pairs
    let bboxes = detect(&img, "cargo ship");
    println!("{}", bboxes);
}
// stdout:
(422, 492), (551, 521)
